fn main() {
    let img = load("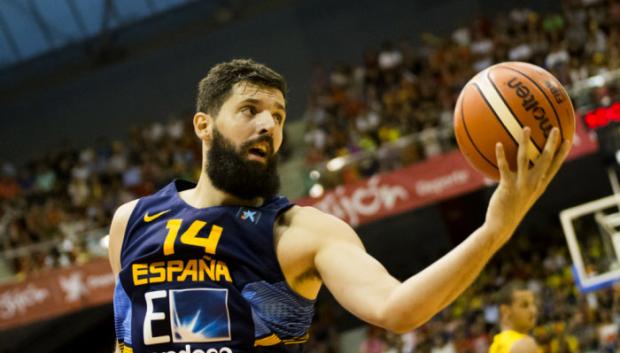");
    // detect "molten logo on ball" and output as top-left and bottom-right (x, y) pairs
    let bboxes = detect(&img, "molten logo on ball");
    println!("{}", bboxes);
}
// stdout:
(453, 61), (575, 180)
(506, 77), (553, 138)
